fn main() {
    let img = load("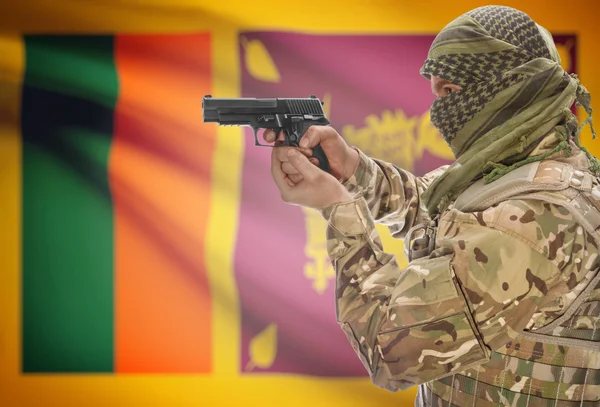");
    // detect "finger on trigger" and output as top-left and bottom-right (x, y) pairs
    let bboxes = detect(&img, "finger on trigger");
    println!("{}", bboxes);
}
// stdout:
(263, 129), (277, 143)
